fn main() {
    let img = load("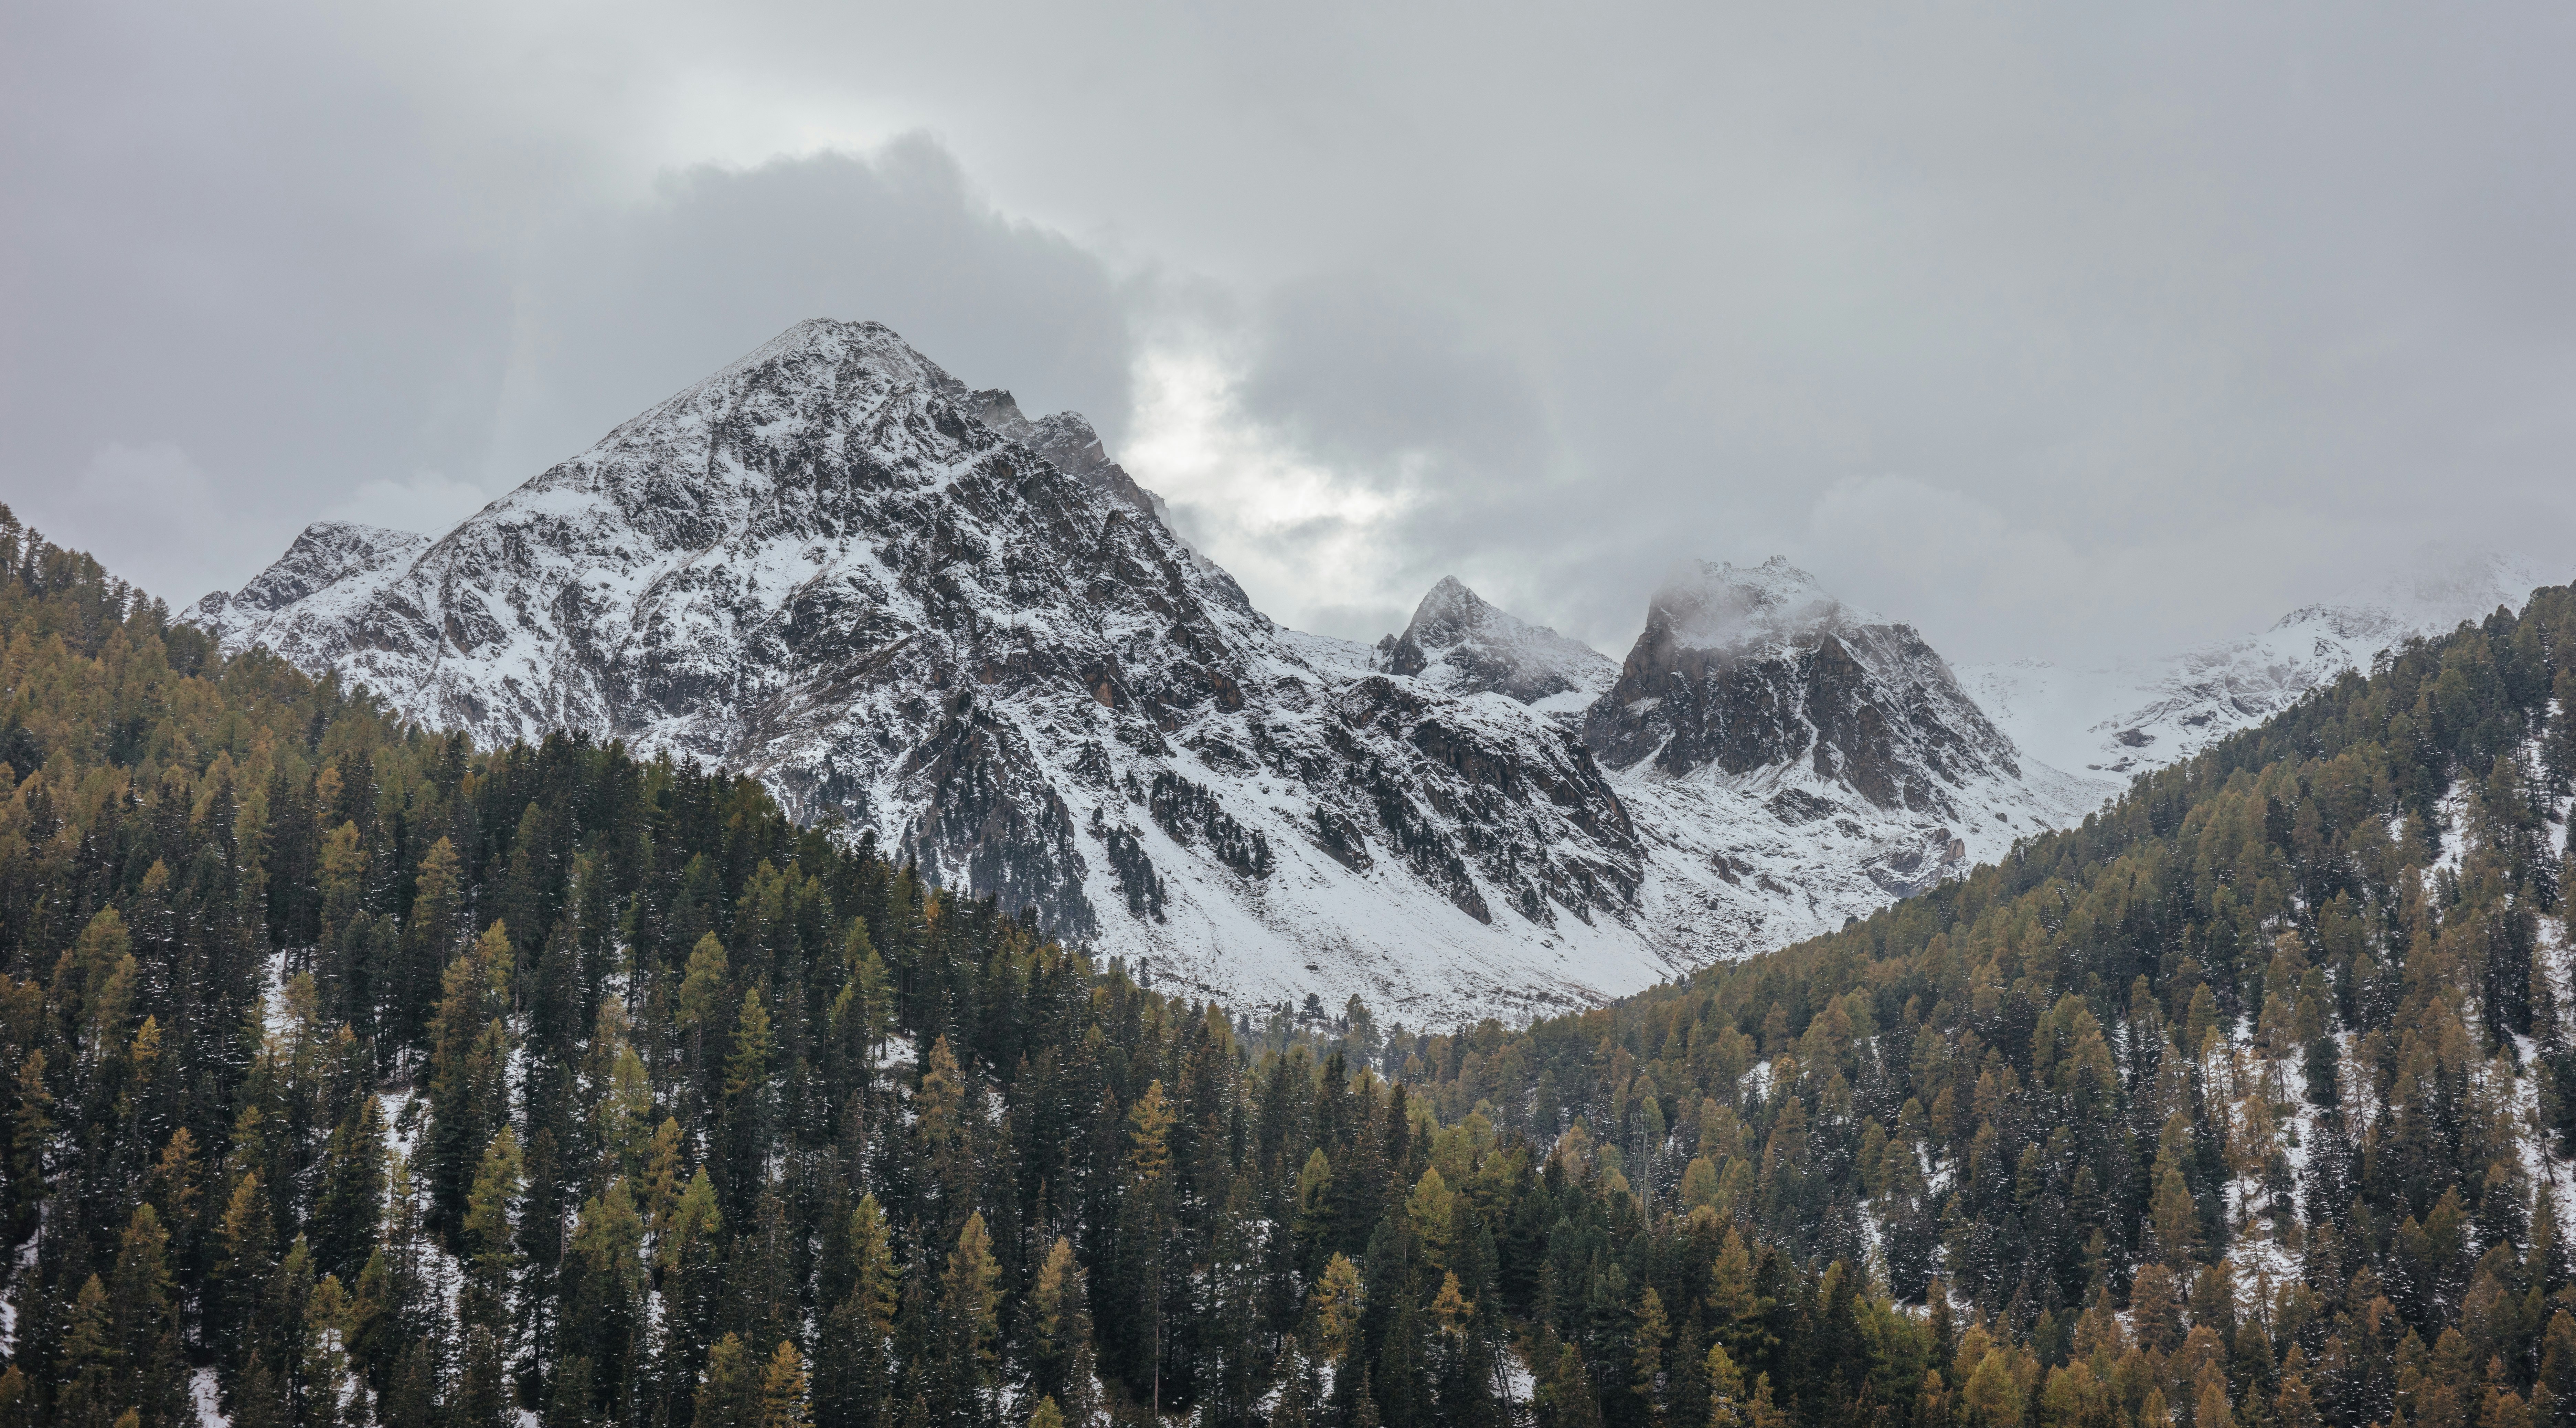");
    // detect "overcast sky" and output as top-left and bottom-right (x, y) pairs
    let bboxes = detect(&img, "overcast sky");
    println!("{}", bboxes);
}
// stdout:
(5, 2), (2572, 666)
